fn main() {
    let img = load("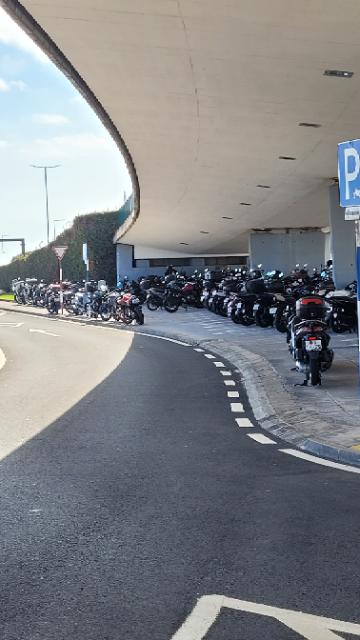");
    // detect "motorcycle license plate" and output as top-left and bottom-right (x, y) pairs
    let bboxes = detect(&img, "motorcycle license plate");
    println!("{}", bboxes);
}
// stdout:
(305, 340), (322, 352)
(236, 303), (242, 310)
(270, 307), (277, 314)
(253, 304), (259, 311)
